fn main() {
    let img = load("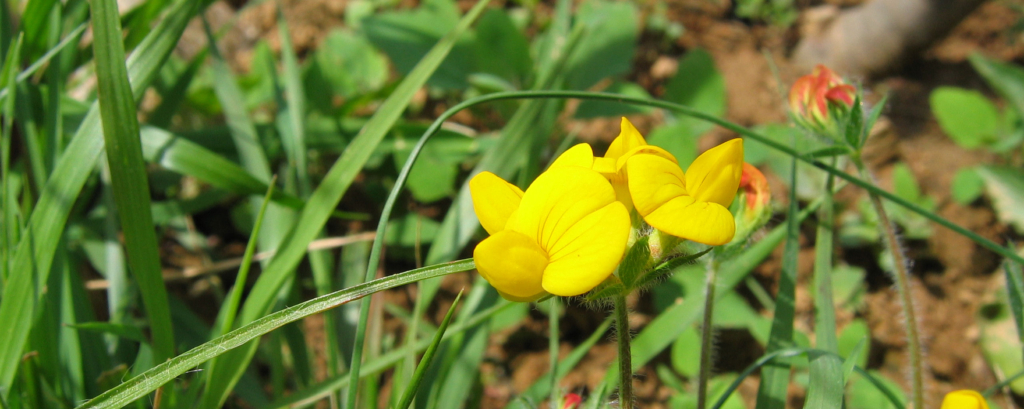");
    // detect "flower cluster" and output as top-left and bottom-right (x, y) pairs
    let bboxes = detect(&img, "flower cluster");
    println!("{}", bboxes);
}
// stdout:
(470, 117), (760, 301)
